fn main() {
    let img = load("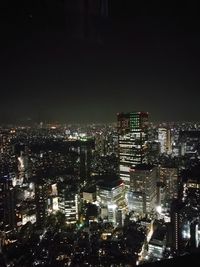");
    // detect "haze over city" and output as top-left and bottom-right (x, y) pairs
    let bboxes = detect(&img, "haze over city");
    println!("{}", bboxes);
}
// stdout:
(1, 1), (200, 123)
